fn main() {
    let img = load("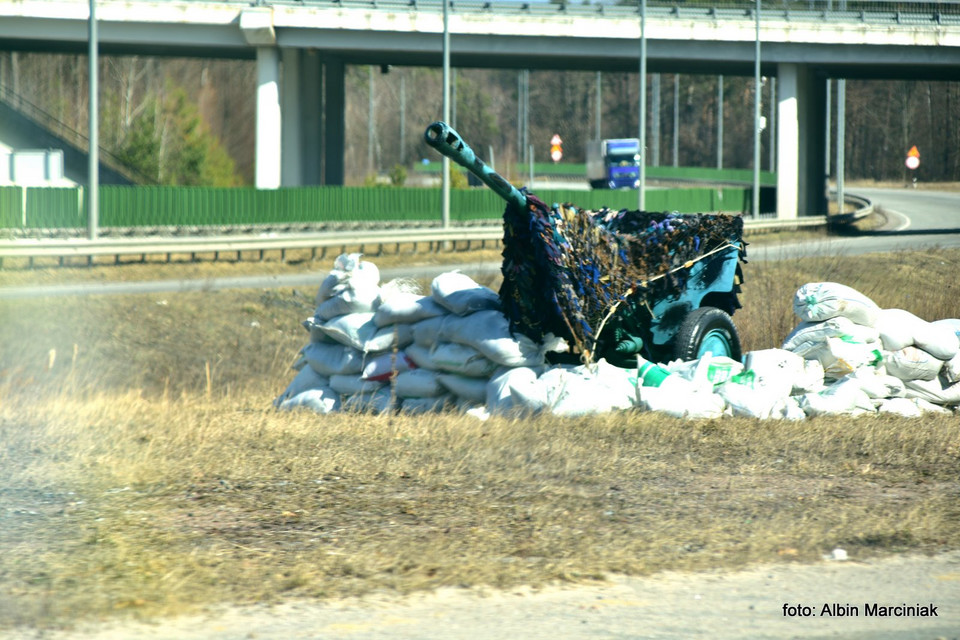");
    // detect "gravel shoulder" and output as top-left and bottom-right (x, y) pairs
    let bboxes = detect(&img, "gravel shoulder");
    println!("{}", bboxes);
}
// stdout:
(13, 551), (960, 640)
